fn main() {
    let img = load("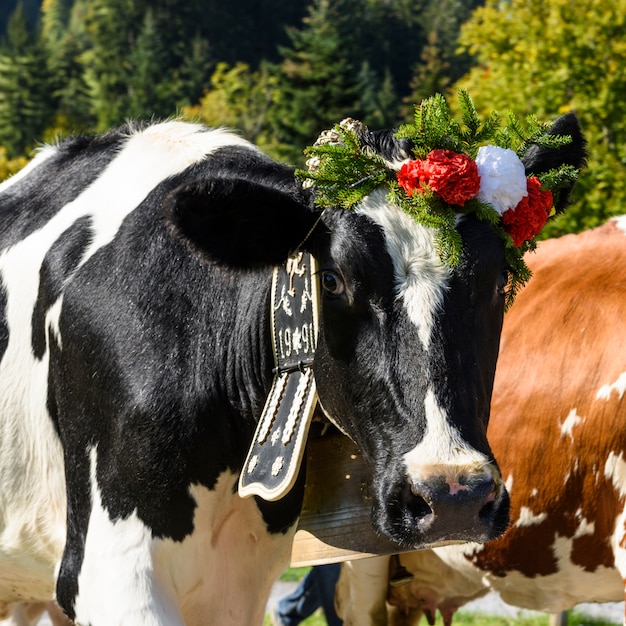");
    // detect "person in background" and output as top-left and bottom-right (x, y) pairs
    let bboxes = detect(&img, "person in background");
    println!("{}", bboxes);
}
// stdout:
(272, 563), (343, 626)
